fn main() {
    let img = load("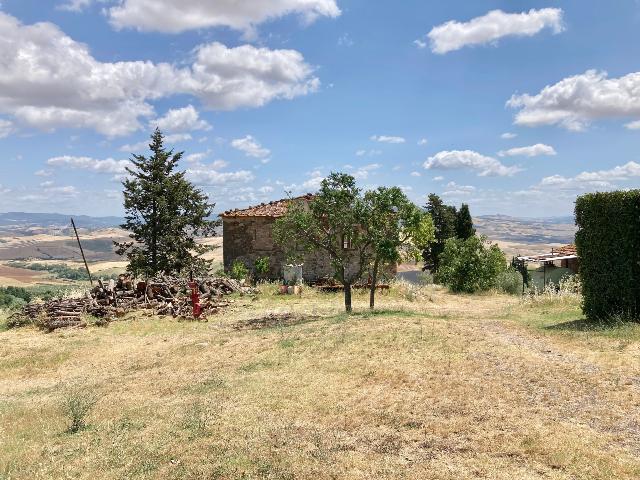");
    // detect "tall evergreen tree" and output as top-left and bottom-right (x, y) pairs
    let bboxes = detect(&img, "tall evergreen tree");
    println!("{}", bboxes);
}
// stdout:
(116, 129), (219, 277)
(455, 203), (476, 239)
(422, 194), (457, 272)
